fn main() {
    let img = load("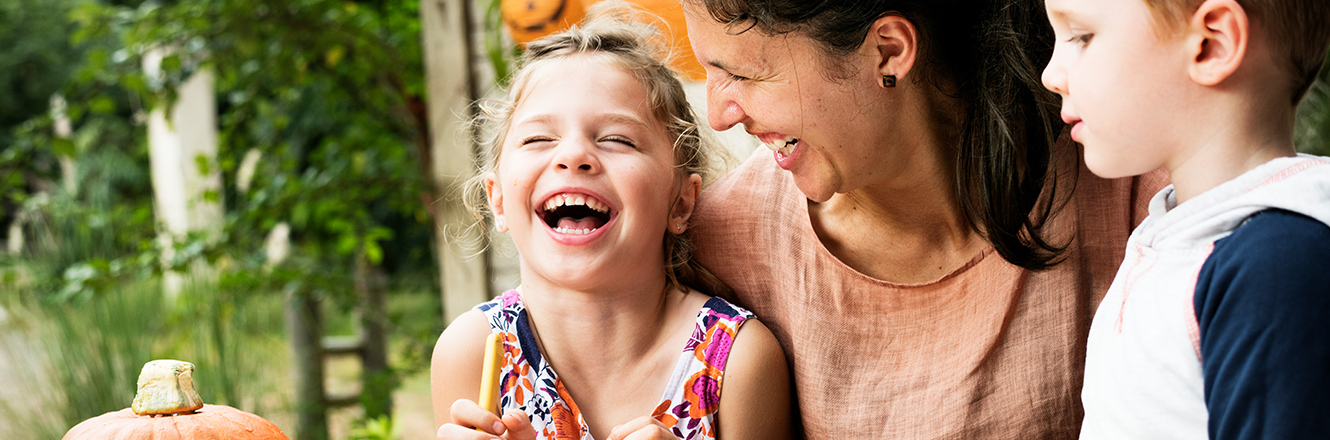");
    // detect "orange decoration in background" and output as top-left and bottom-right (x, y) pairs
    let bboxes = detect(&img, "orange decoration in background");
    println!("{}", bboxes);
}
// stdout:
(500, 0), (707, 82)
(501, 0), (588, 45)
